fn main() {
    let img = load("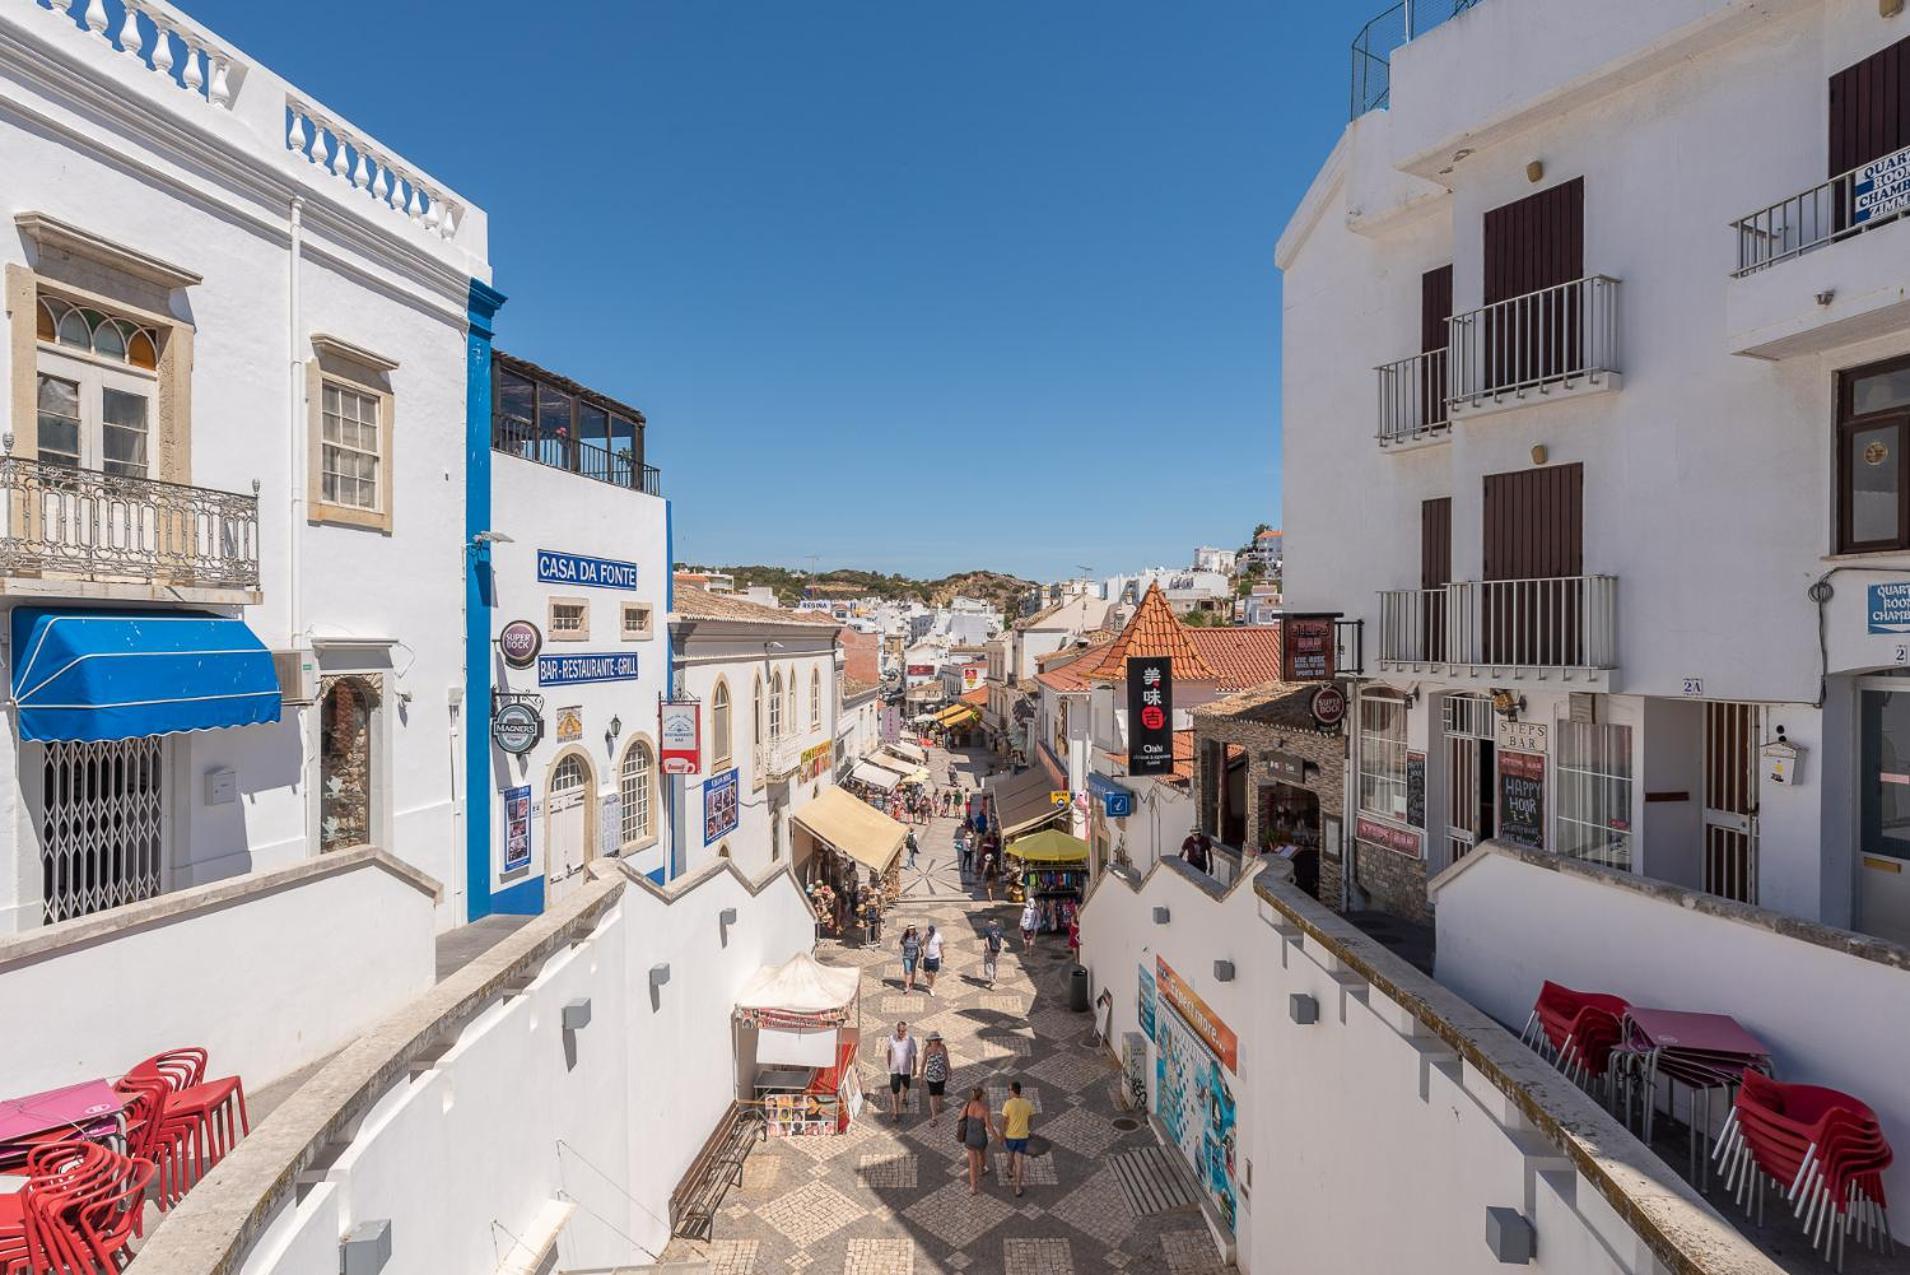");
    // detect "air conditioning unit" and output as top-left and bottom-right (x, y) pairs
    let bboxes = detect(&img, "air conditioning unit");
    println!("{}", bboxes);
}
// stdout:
(272, 648), (318, 705)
